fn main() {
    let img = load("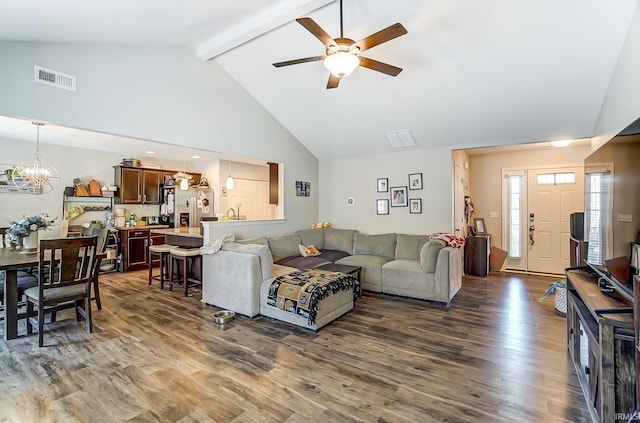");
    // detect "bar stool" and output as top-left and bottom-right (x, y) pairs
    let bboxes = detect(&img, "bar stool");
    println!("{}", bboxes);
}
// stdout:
(148, 244), (175, 289)
(169, 247), (202, 296)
